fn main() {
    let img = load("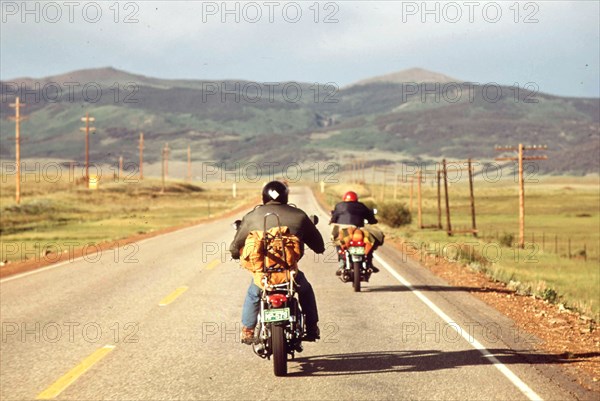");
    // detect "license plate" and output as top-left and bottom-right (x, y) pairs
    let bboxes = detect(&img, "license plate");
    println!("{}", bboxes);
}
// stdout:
(263, 307), (290, 323)
(349, 246), (365, 255)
